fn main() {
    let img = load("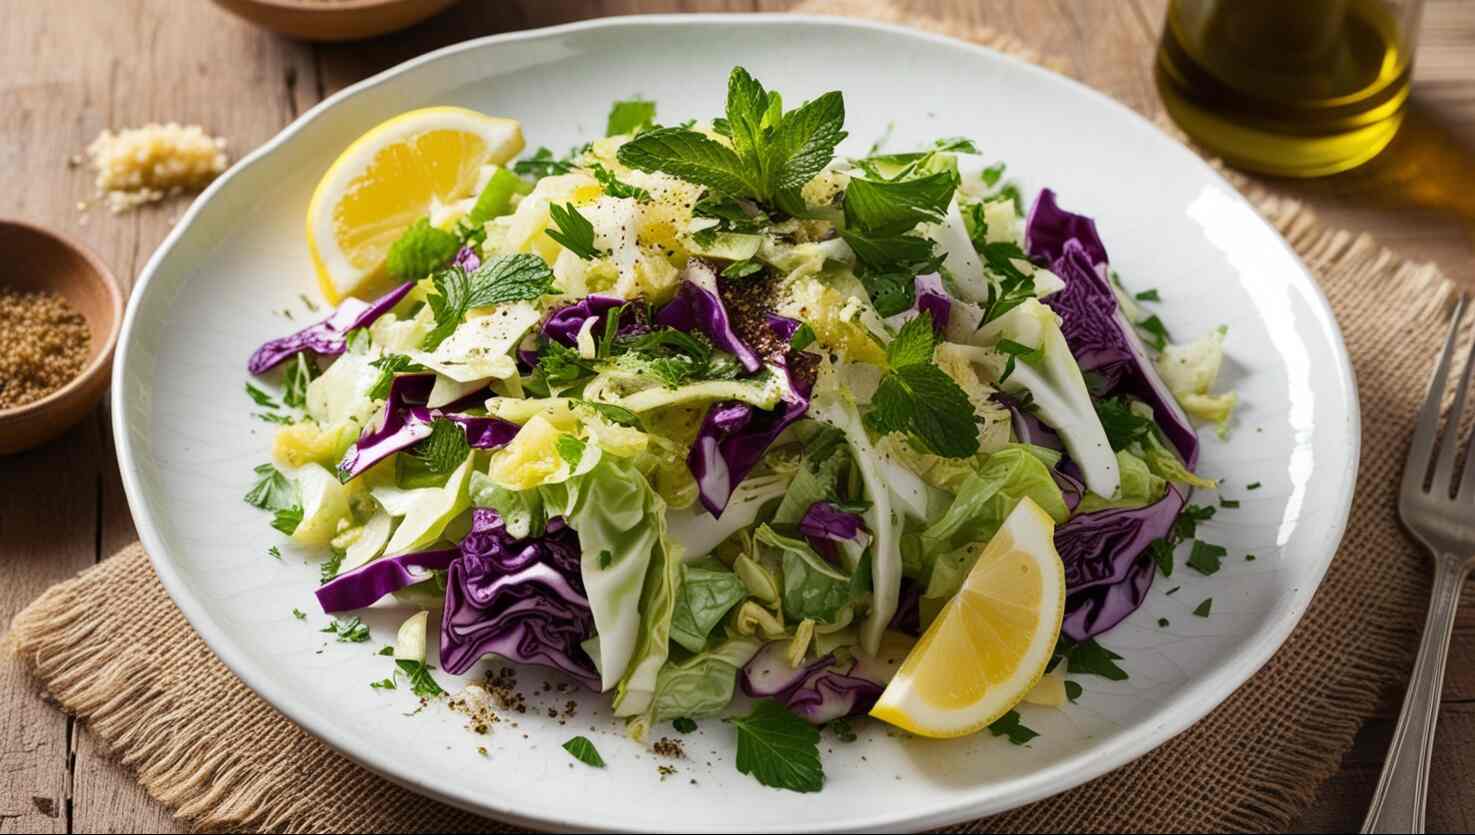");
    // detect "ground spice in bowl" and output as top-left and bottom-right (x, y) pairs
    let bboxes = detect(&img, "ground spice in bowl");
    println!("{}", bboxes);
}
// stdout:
(0, 286), (91, 410)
